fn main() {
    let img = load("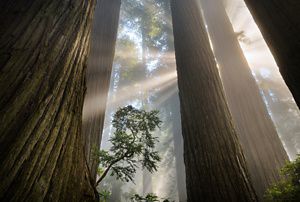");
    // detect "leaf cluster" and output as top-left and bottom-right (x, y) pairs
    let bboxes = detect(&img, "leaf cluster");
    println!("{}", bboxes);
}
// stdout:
(131, 193), (173, 202)
(99, 190), (111, 202)
(264, 155), (300, 201)
(97, 105), (161, 184)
